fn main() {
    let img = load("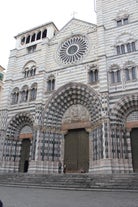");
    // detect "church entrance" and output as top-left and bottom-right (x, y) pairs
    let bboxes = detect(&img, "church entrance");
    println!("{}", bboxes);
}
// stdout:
(64, 128), (89, 173)
(19, 139), (31, 173)
(130, 128), (138, 172)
